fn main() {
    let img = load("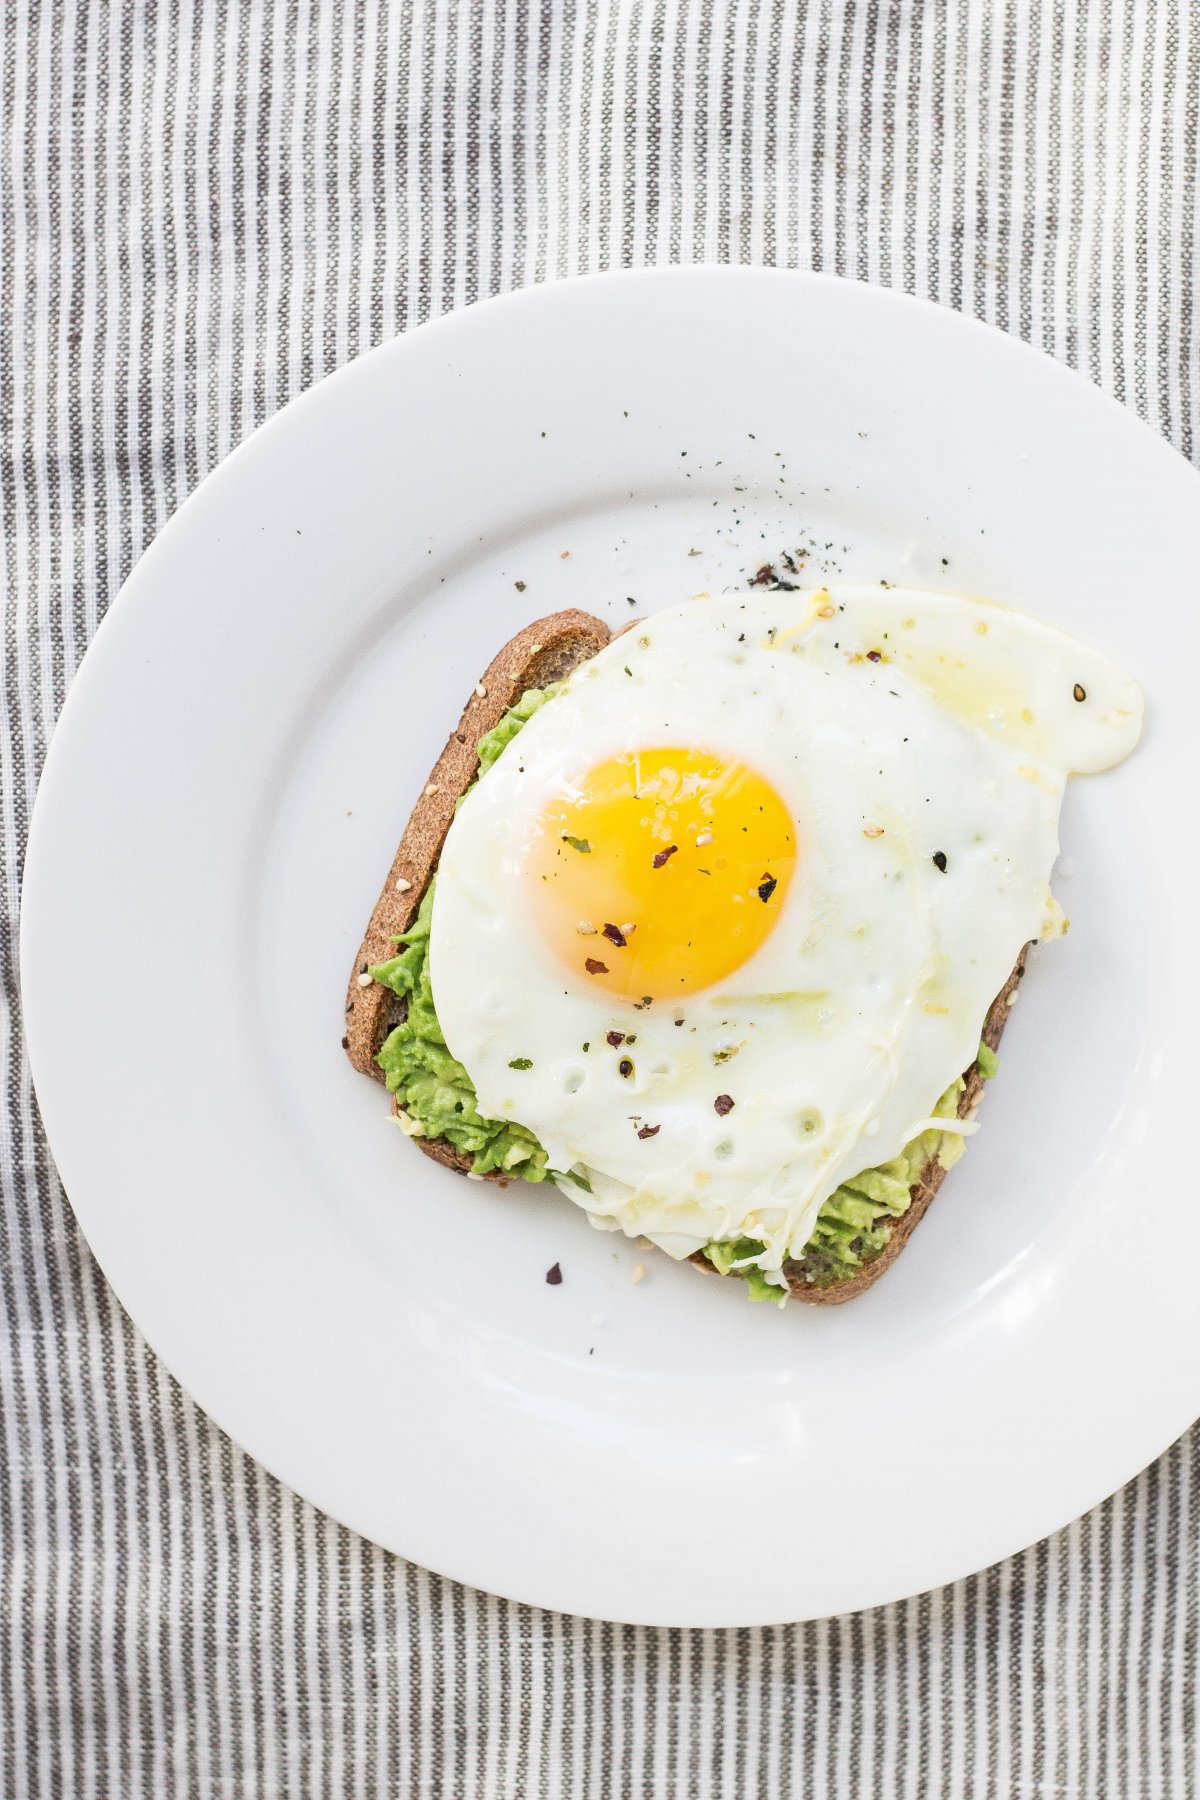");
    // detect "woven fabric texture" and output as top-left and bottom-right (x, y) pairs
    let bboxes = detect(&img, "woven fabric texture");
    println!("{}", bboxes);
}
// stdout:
(2, 2), (1198, 1795)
